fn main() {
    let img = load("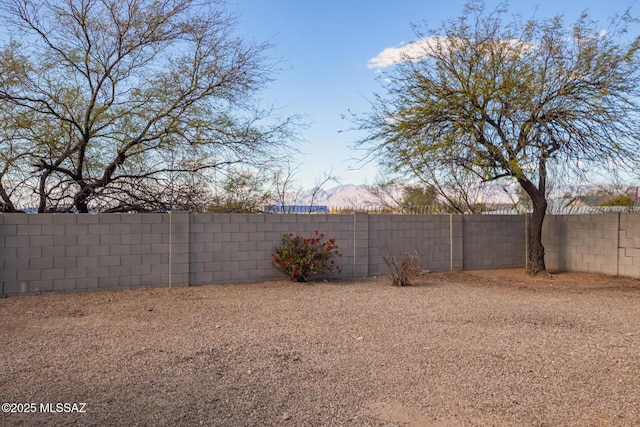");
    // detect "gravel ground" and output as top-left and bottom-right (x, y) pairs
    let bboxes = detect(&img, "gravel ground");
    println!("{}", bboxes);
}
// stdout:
(1, 269), (639, 426)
